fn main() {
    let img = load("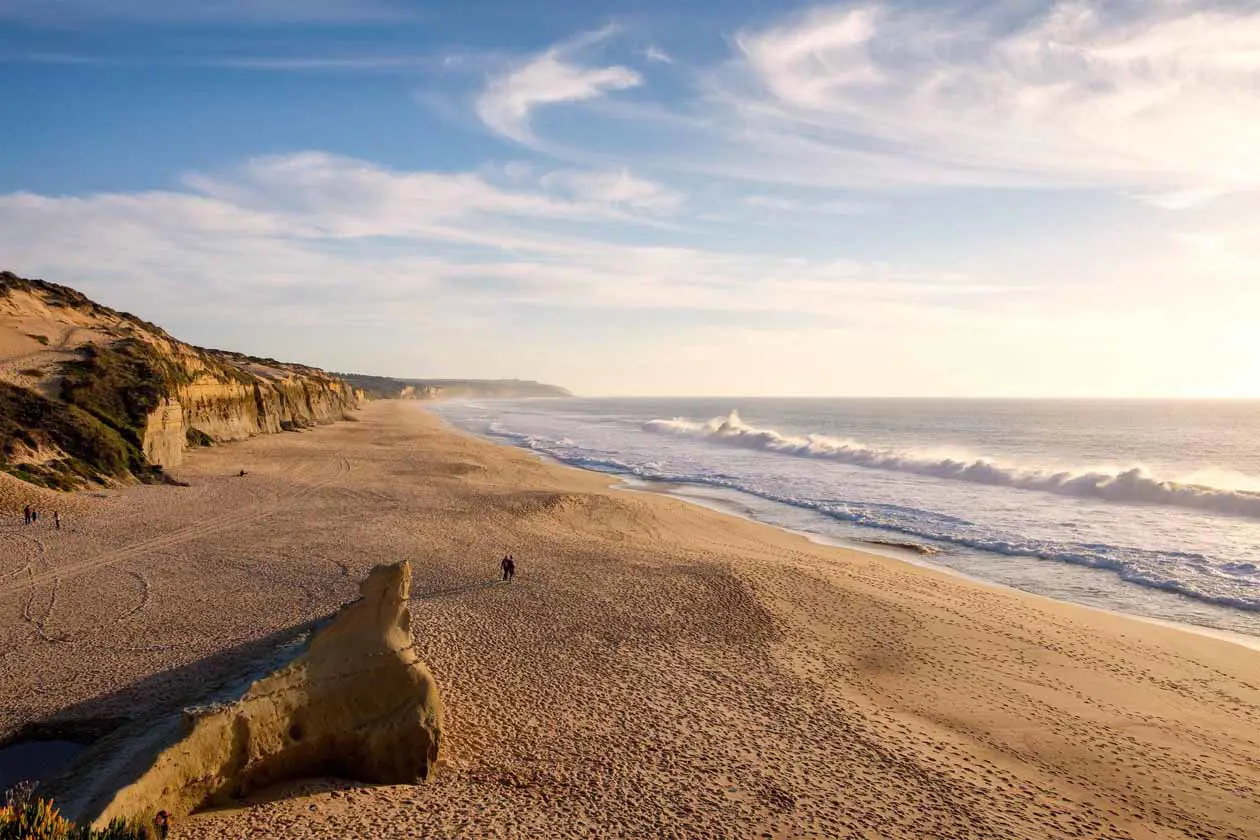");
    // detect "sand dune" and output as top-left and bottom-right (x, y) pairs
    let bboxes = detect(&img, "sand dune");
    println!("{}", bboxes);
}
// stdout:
(1, 401), (1258, 839)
